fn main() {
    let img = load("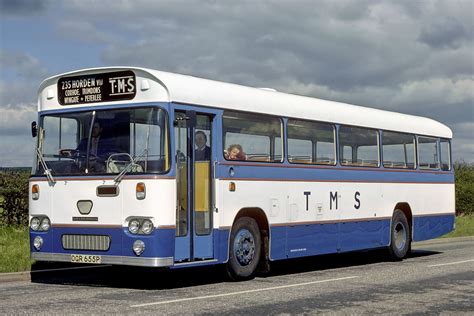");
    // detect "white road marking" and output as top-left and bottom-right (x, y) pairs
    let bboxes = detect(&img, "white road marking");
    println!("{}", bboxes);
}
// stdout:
(131, 275), (359, 308)
(428, 259), (474, 267)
